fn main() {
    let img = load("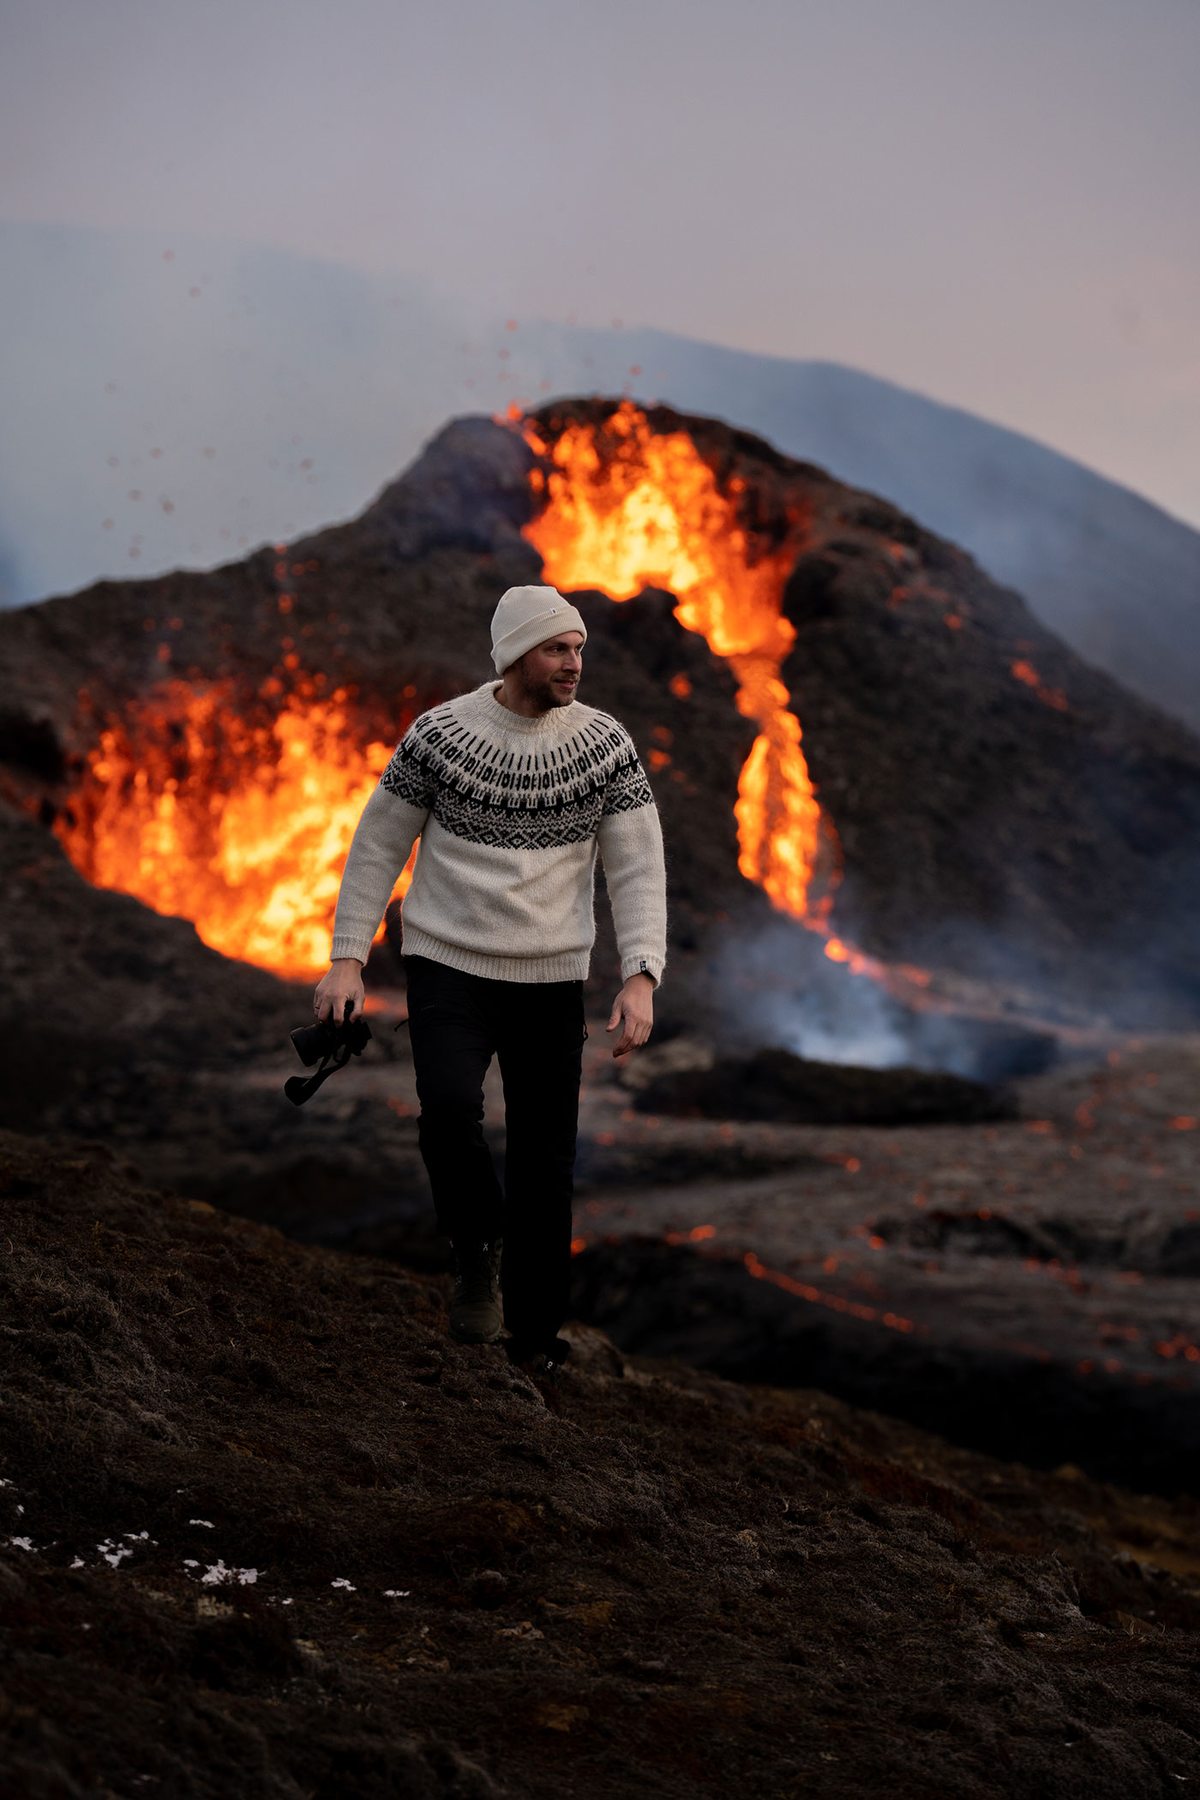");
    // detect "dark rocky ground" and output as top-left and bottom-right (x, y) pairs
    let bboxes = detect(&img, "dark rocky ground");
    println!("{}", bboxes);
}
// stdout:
(560, 1027), (1200, 1499)
(5, 1126), (1200, 1799)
